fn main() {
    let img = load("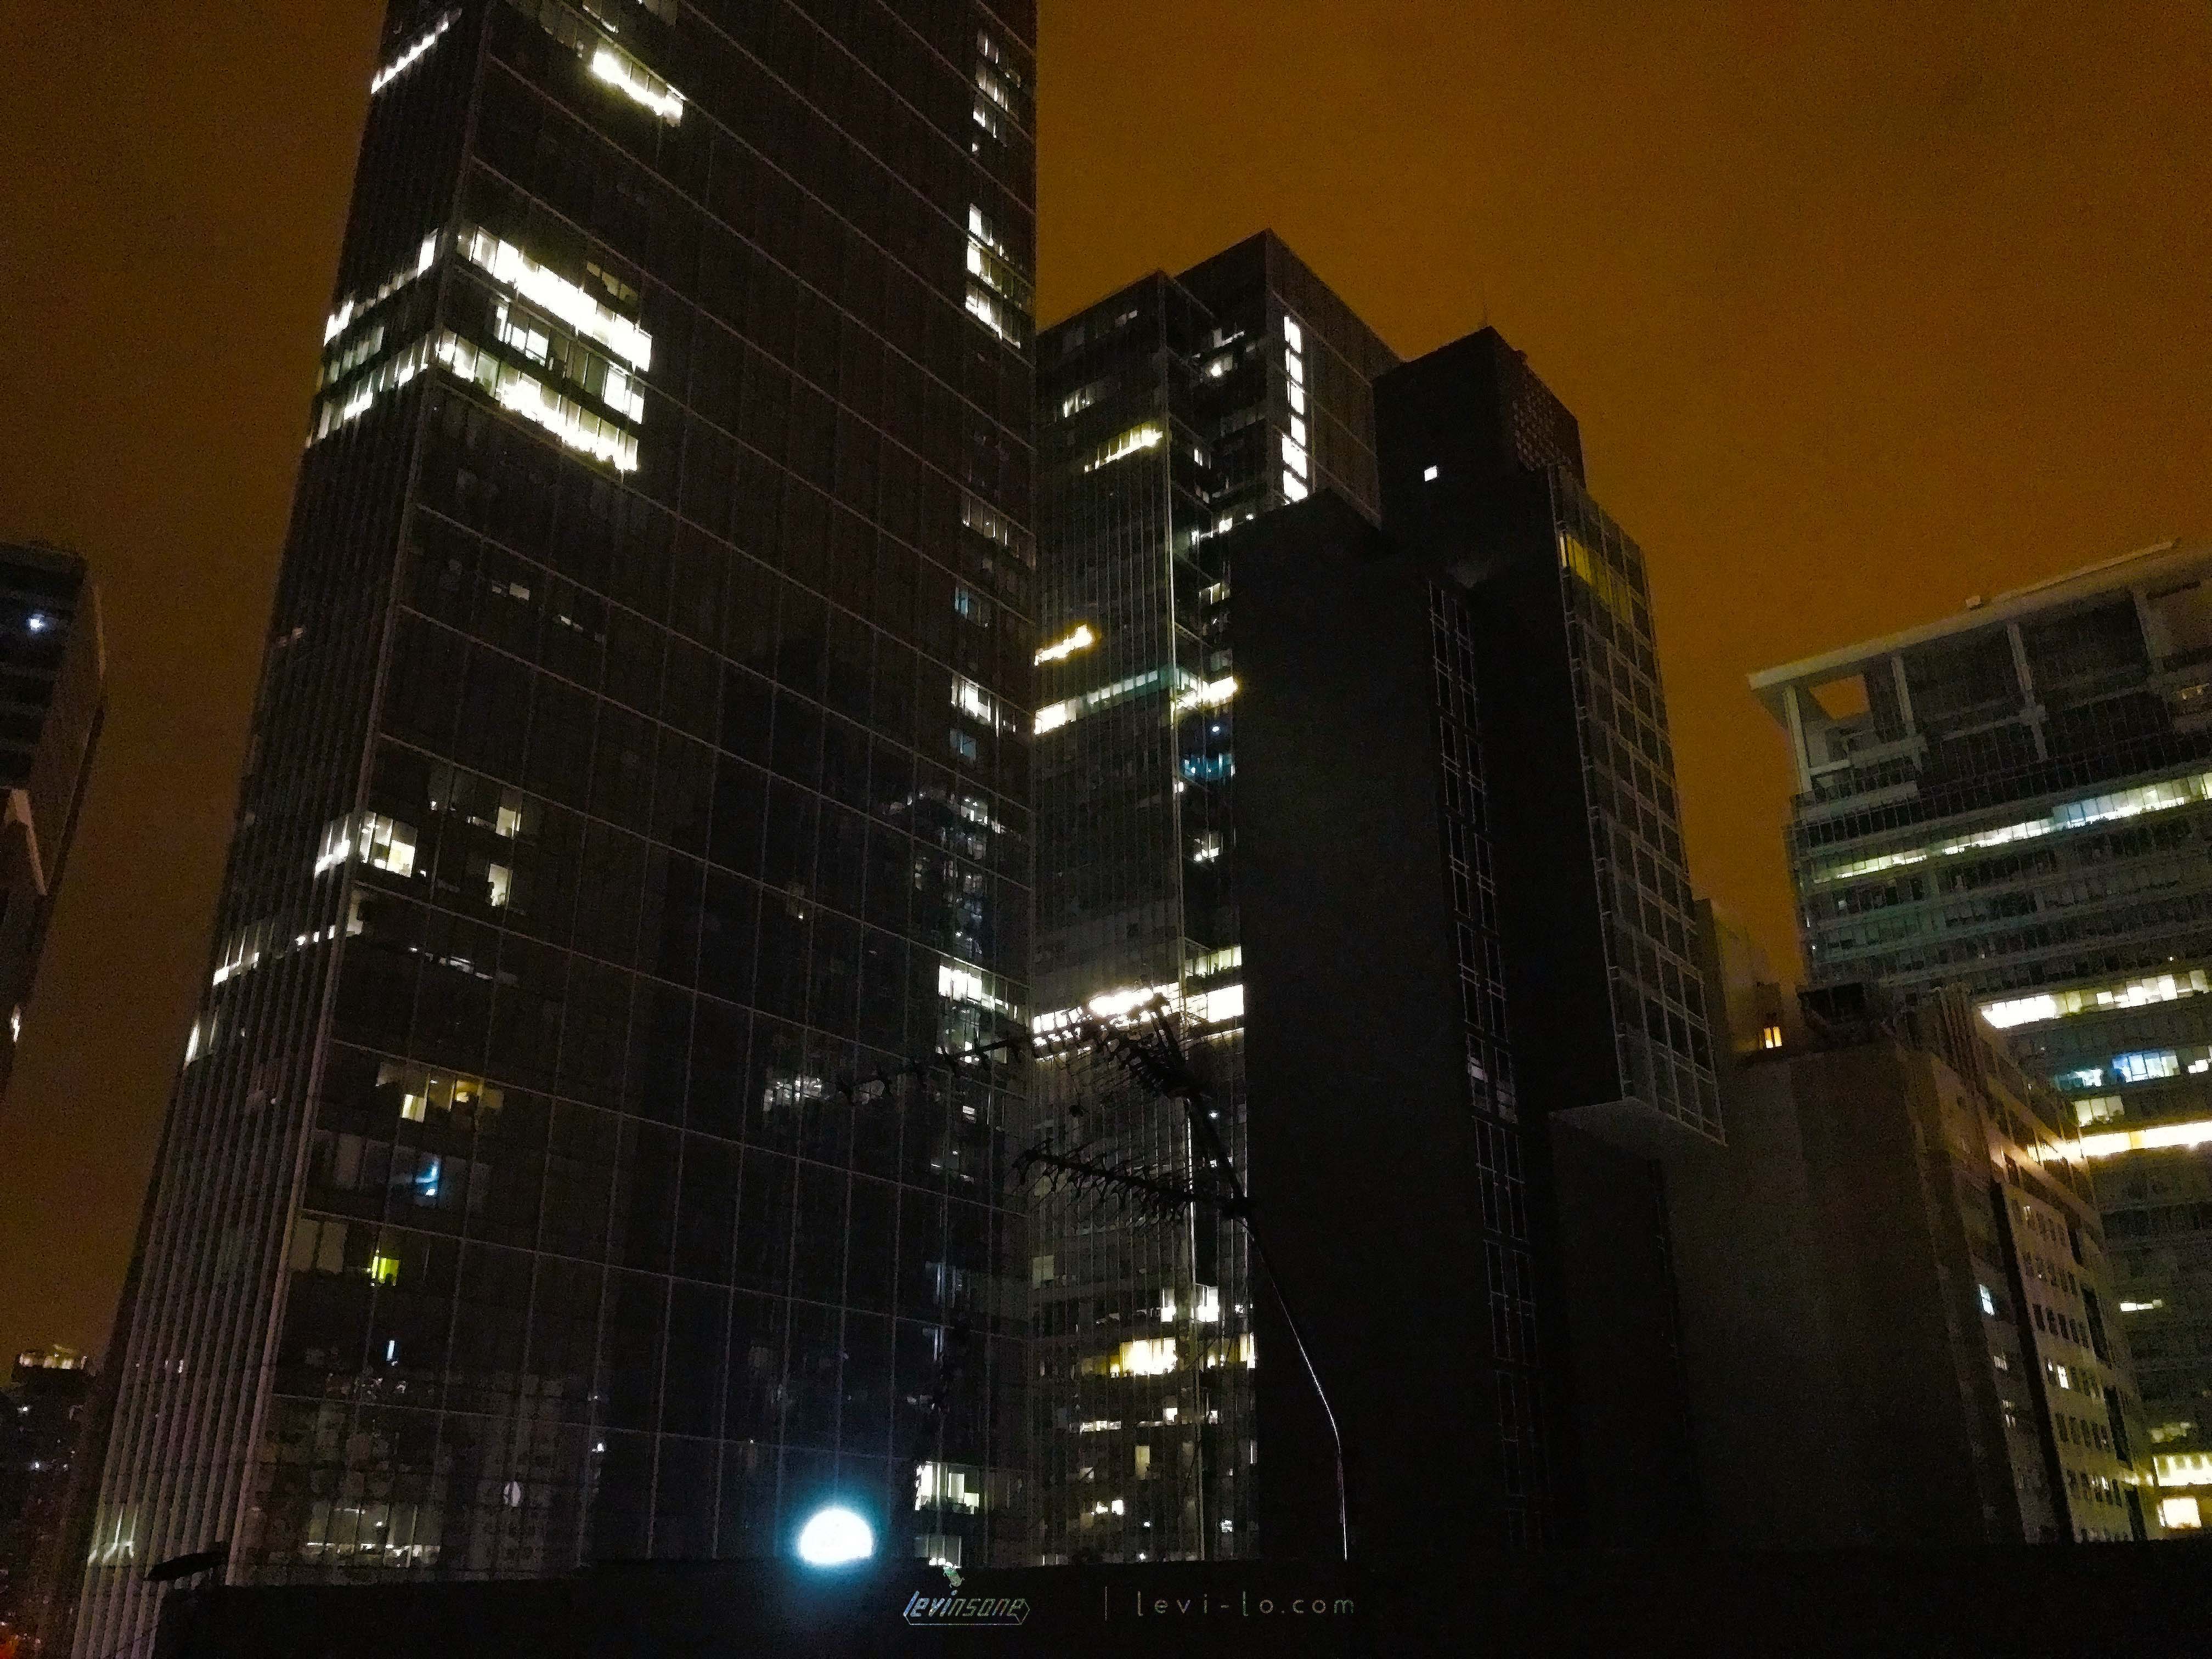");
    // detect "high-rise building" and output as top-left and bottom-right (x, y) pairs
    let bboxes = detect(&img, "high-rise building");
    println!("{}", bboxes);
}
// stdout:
(0, 543), (104, 1104)
(1024, 236), (1396, 1562)
(80, 3), (1037, 1651)
(1676, 910), (2164, 1543)
(1028, 288), (1718, 1560)
(1753, 539), (2212, 1523)
(0, 1348), (94, 1650)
